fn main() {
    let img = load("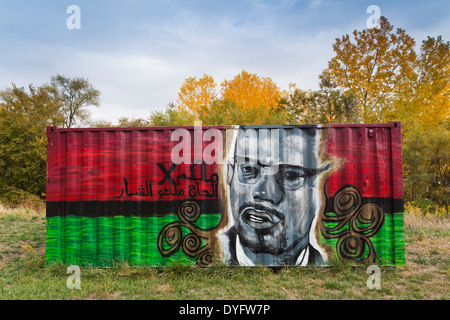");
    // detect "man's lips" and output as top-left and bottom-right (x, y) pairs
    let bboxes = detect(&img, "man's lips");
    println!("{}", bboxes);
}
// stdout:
(240, 206), (283, 230)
